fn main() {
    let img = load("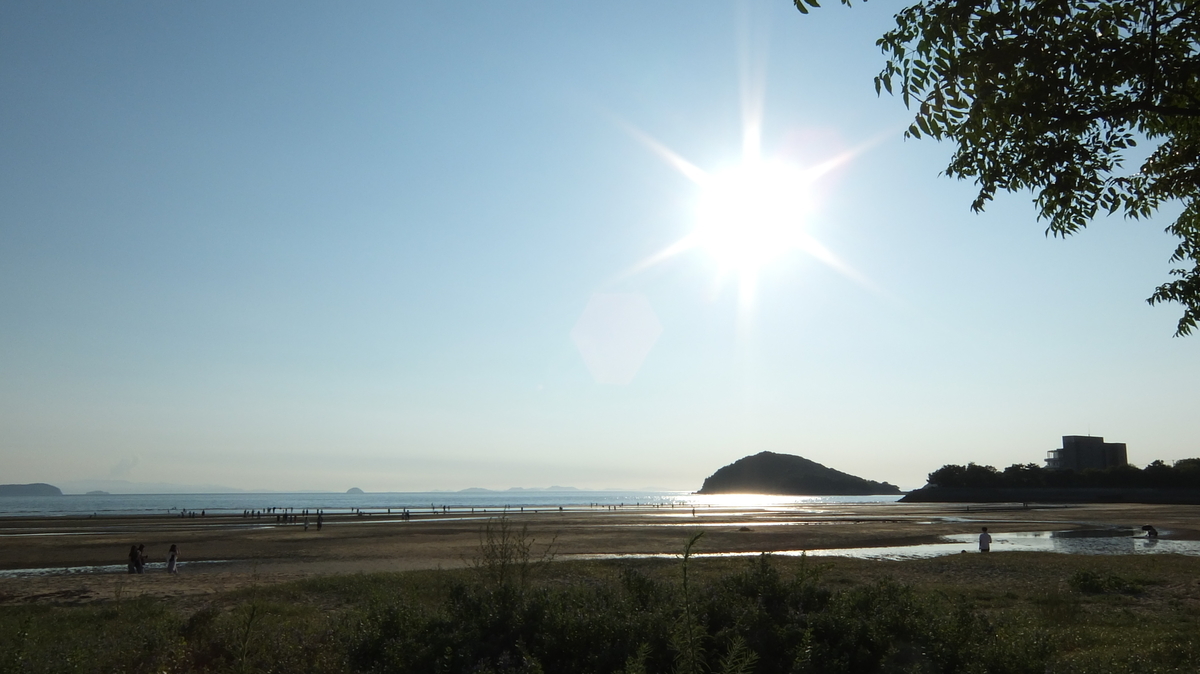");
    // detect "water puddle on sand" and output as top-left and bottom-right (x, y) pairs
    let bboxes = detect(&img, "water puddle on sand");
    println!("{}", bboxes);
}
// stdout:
(567, 529), (1200, 562)
(0, 560), (230, 578)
